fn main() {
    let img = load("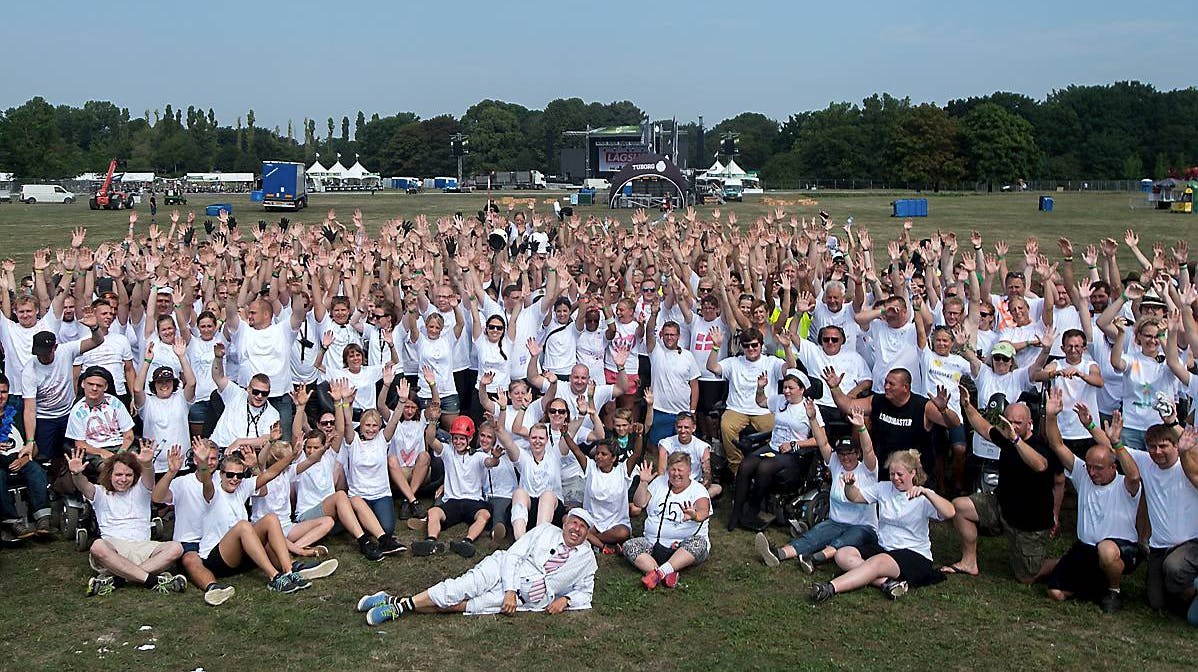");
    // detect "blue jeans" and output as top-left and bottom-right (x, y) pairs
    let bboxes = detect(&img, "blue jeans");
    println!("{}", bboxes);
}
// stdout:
(0, 454), (50, 520)
(647, 411), (678, 451)
(34, 415), (70, 462)
(787, 519), (878, 557)
(365, 495), (395, 535)
(1121, 427), (1147, 451)
(268, 394), (295, 442)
